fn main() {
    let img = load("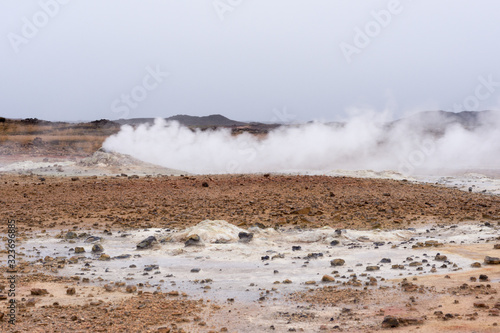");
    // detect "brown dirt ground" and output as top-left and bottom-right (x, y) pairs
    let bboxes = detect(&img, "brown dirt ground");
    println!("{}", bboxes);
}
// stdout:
(1, 174), (499, 234)
(1, 174), (500, 332)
